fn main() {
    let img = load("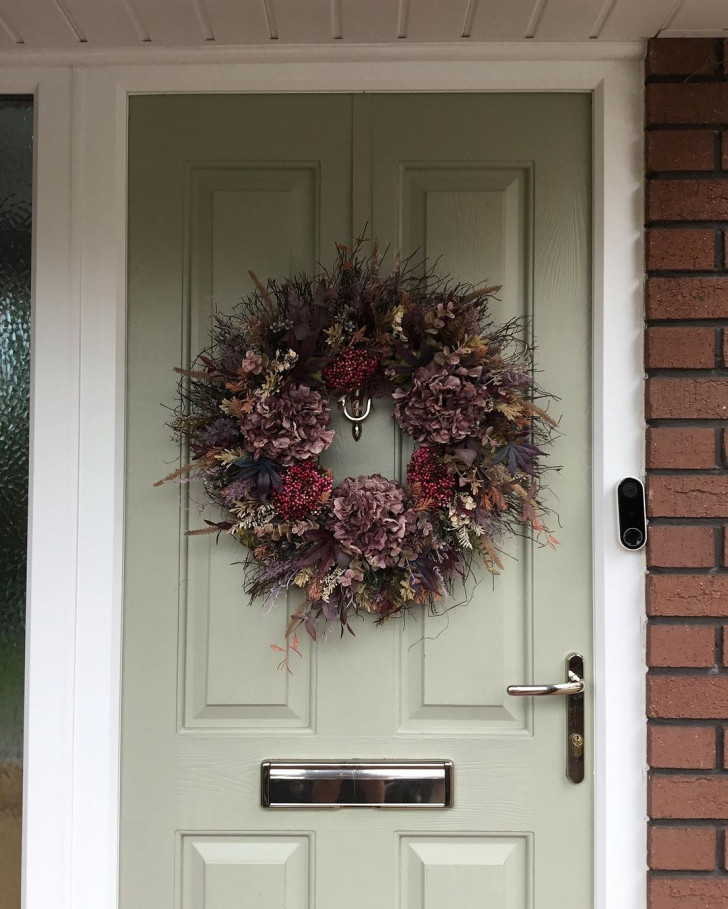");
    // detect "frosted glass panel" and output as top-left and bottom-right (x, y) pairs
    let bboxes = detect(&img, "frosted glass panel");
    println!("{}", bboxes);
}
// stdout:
(0, 96), (33, 909)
